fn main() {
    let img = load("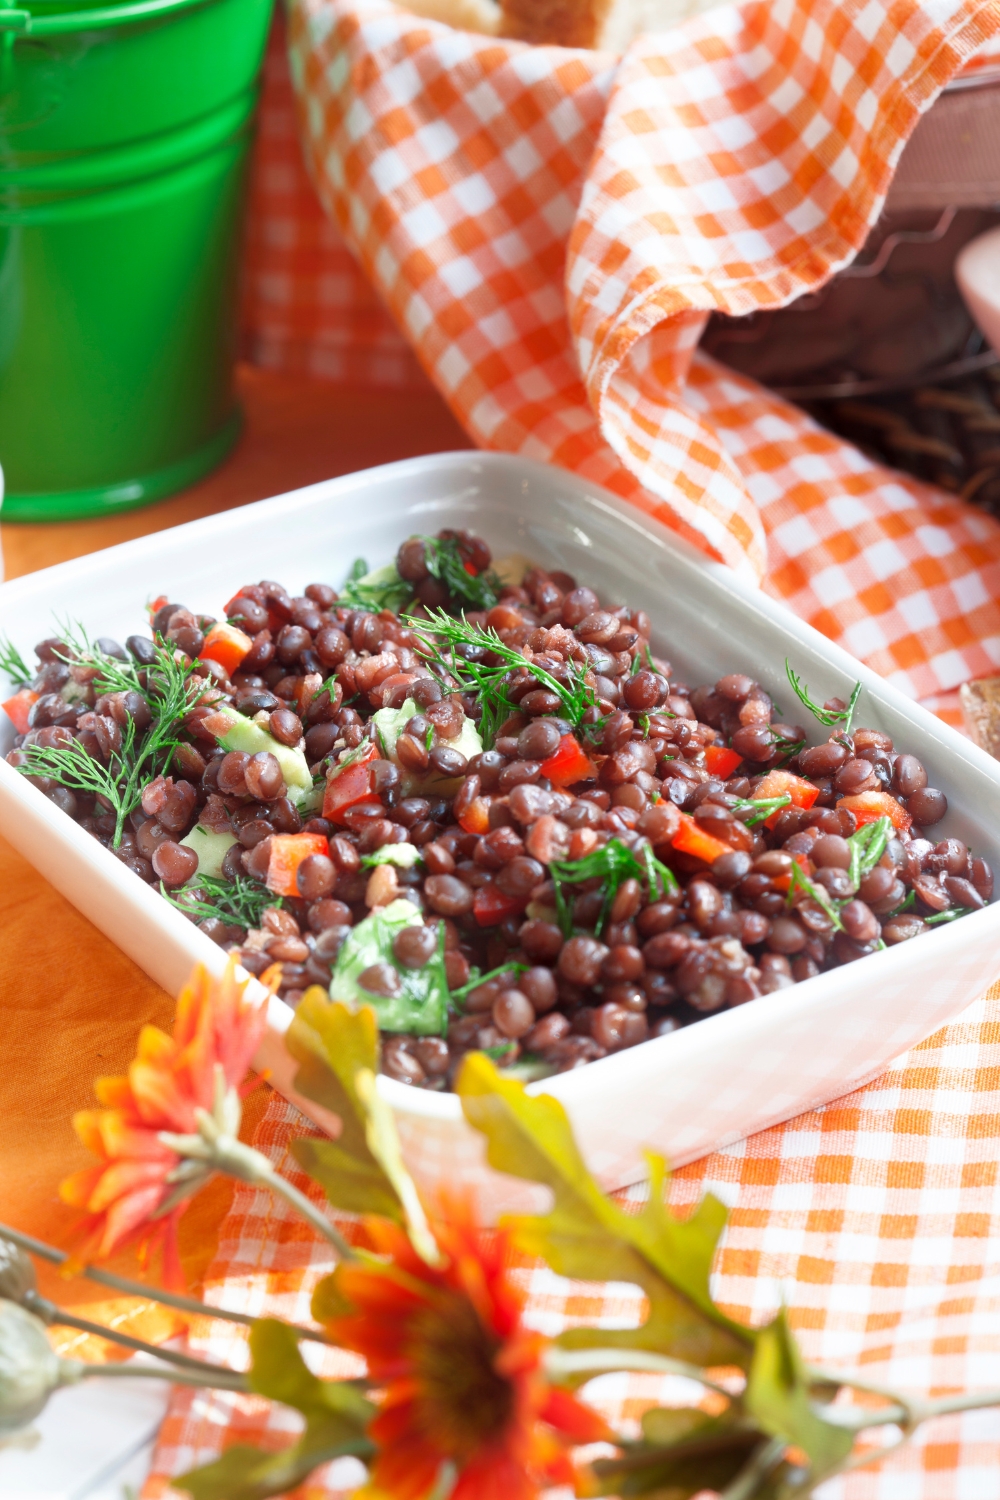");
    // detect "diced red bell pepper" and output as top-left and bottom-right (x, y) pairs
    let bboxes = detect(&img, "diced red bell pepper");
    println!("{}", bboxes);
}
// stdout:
(539, 734), (597, 788)
(266, 833), (330, 897)
(322, 742), (381, 824)
(752, 768), (820, 828)
(474, 883), (527, 927)
(671, 811), (734, 864)
(199, 622), (253, 677)
(837, 790), (912, 833)
(458, 796), (492, 835)
(147, 594), (169, 620)
(2, 689), (38, 735)
(704, 744), (743, 779)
